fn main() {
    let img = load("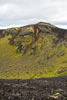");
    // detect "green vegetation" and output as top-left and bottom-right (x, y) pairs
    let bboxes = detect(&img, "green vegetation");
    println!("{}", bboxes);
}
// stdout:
(0, 22), (67, 79)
